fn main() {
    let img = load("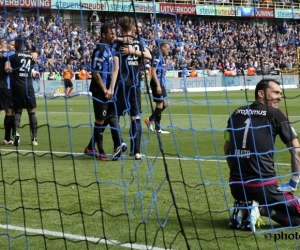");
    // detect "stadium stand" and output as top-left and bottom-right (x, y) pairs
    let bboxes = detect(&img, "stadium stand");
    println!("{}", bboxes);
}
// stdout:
(1, 2), (299, 78)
